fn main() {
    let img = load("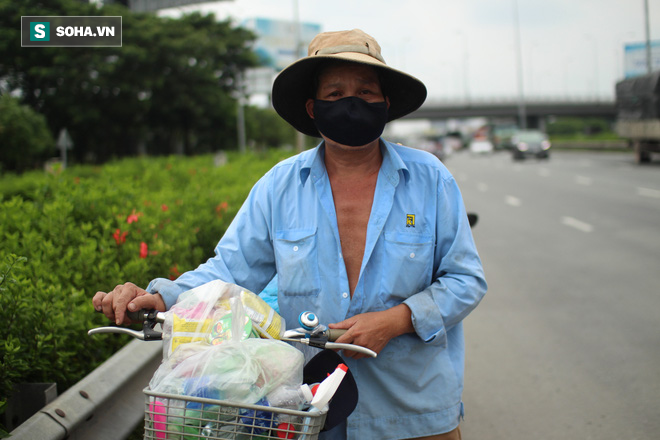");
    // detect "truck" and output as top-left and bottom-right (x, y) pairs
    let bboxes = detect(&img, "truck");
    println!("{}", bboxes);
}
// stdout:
(615, 70), (660, 163)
